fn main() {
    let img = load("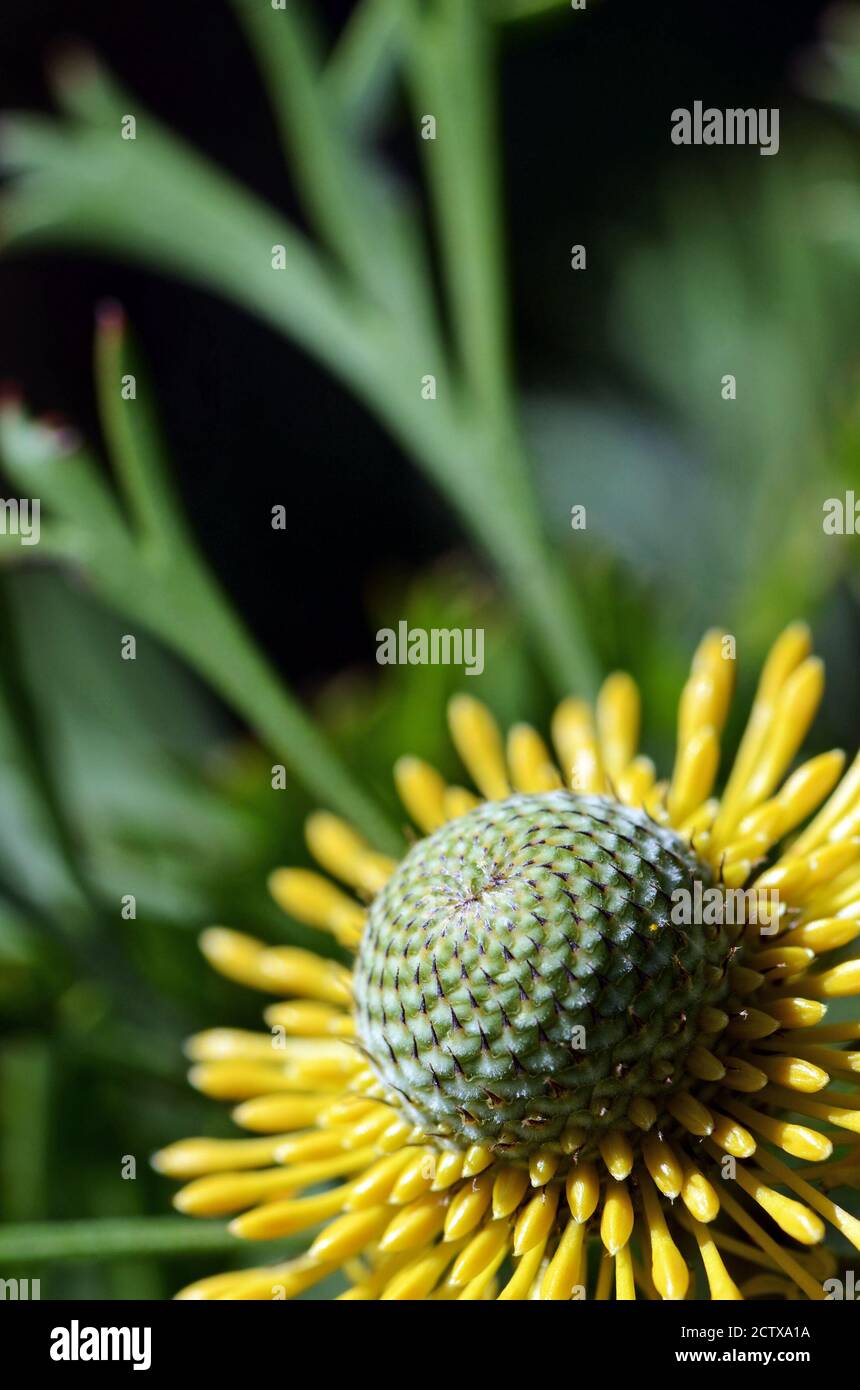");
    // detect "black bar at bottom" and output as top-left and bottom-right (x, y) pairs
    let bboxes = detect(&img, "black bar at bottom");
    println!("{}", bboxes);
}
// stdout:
(0, 1294), (852, 1377)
